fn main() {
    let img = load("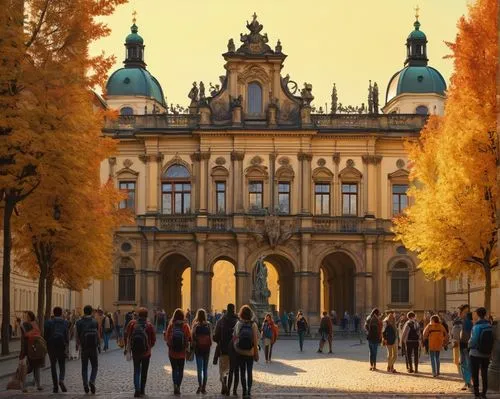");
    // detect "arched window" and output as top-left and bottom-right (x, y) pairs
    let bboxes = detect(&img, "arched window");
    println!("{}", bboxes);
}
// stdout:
(120, 107), (134, 116)
(118, 267), (135, 301)
(162, 164), (191, 214)
(247, 82), (262, 114)
(415, 105), (429, 115)
(391, 262), (409, 303)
